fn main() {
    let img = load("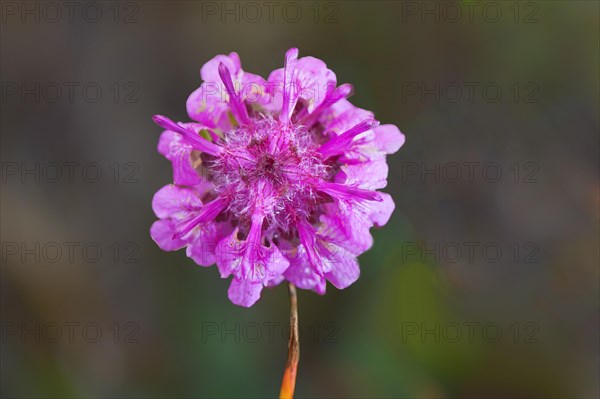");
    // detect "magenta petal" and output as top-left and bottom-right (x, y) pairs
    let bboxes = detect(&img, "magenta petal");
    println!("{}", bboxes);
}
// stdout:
(278, 239), (326, 294)
(283, 249), (327, 295)
(298, 83), (353, 127)
(172, 196), (228, 241)
(157, 130), (175, 157)
(218, 62), (251, 125)
(152, 184), (203, 219)
(217, 218), (289, 307)
(293, 56), (336, 113)
(265, 274), (285, 288)
(337, 190), (395, 229)
(264, 68), (285, 114)
(320, 99), (374, 135)
(241, 72), (271, 106)
(228, 278), (263, 308)
(172, 196), (228, 239)
(200, 52), (242, 83)
(319, 217), (363, 290)
(364, 191), (395, 227)
(320, 190), (394, 258)
(216, 222), (289, 283)
(152, 115), (222, 156)
(324, 254), (360, 289)
(336, 159), (389, 190)
(186, 221), (232, 267)
(321, 203), (374, 255)
(318, 119), (379, 158)
(280, 47), (299, 125)
(171, 150), (201, 186)
(373, 124), (405, 154)
(186, 83), (232, 129)
(157, 130), (201, 186)
(296, 221), (327, 275)
(186, 237), (216, 266)
(150, 183), (228, 262)
(190, 52), (268, 128)
(150, 220), (186, 251)
(318, 181), (382, 202)
(289, 218), (361, 292)
(267, 51), (337, 118)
